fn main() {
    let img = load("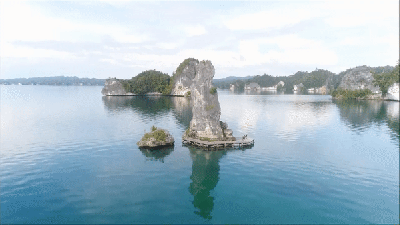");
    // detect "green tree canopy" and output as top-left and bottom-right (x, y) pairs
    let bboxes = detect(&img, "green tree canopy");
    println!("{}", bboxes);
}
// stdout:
(373, 61), (399, 95)
(121, 70), (171, 95)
